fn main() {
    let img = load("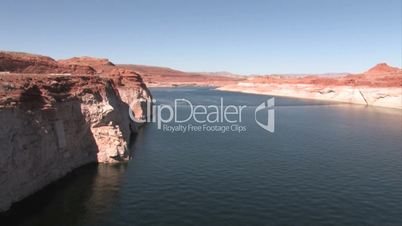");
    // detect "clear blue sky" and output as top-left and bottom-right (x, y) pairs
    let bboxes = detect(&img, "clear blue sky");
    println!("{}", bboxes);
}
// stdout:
(1, 0), (401, 74)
